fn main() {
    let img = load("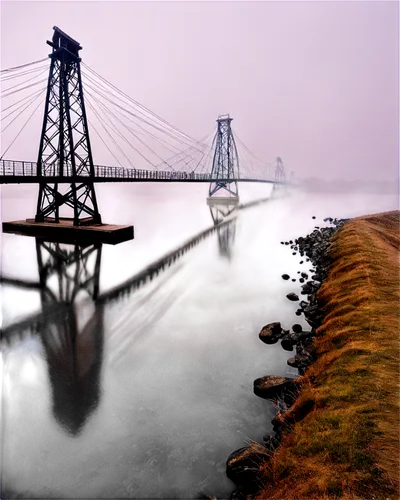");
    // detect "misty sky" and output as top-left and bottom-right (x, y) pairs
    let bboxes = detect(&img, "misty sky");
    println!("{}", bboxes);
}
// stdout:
(0, 1), (398, 182)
